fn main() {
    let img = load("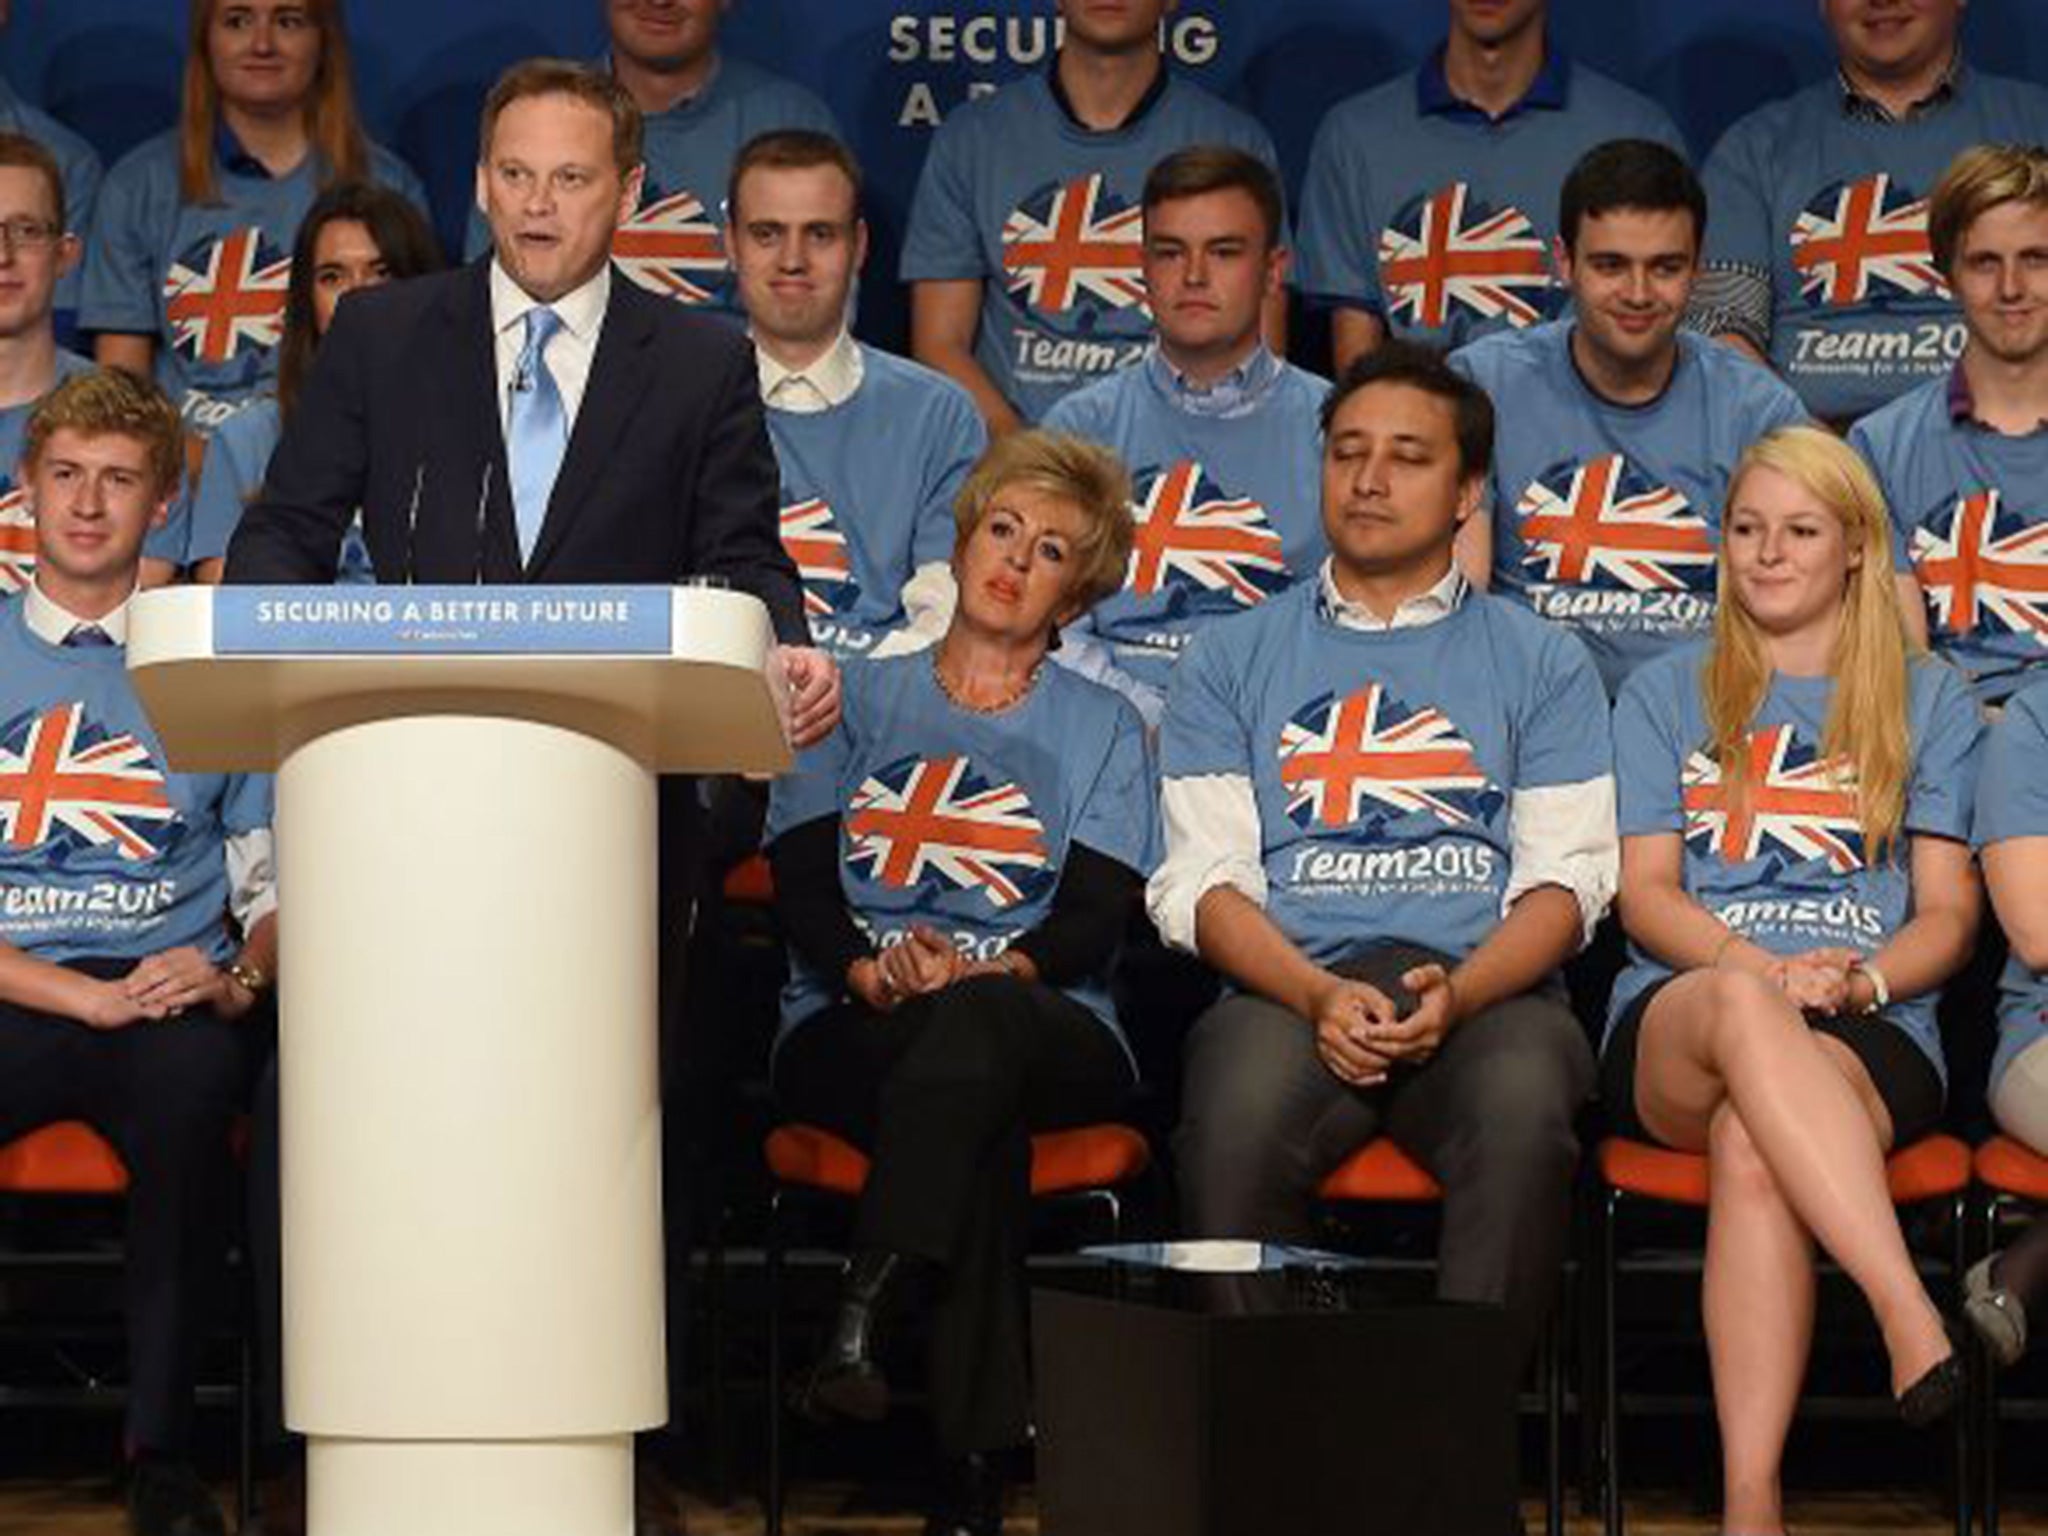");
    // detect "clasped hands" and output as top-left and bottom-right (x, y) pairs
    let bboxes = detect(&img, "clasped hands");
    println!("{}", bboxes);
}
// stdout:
(1726, 943), (1875, 1016)
(78, 946), (256, 1031)
(1309, 962), (1460, 1087)
(848, 925), (1016, 1013)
